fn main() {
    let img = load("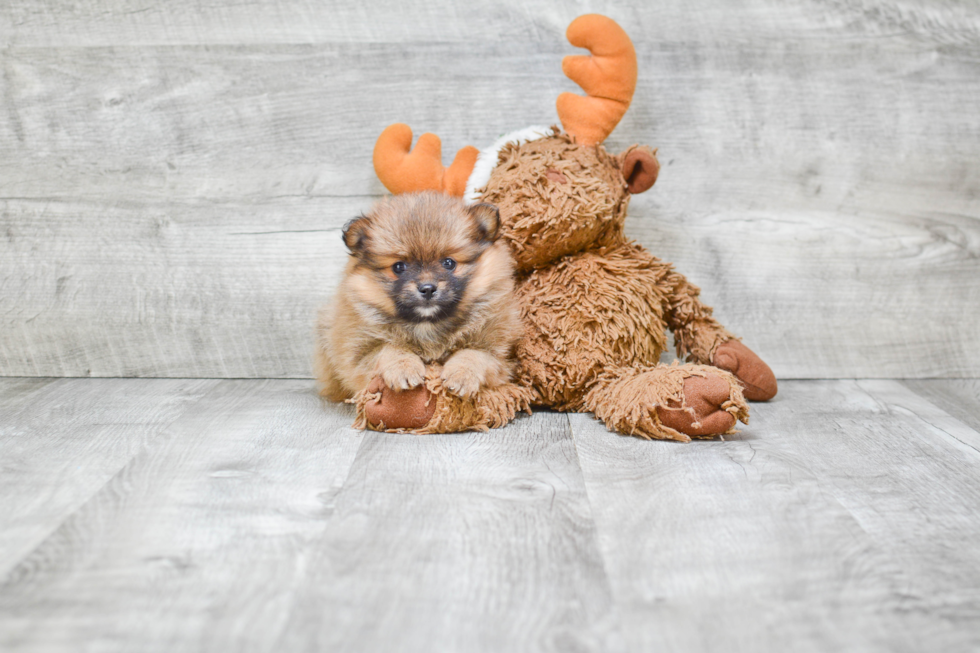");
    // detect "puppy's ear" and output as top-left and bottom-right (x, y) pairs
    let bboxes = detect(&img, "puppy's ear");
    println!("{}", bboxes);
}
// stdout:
(342, 215), (371, 254)
(466, 203), (500, 242)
